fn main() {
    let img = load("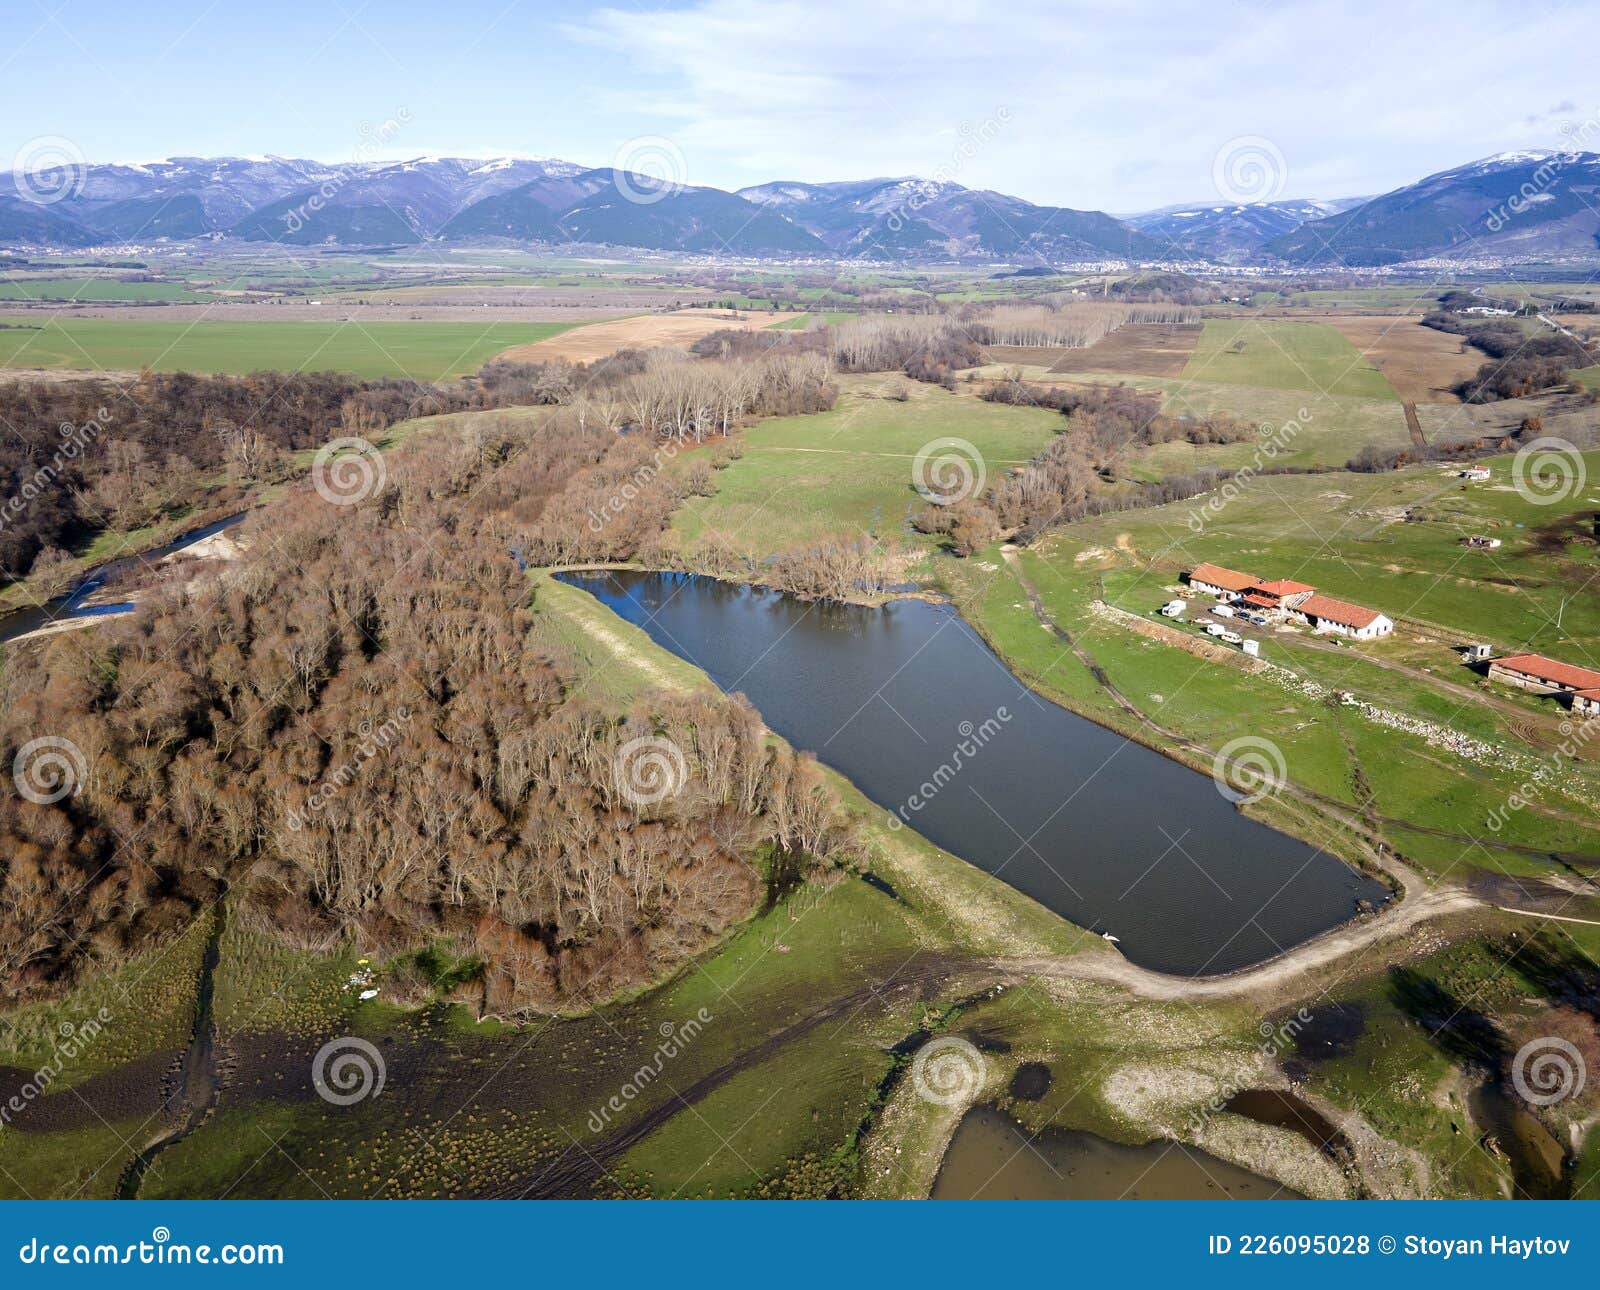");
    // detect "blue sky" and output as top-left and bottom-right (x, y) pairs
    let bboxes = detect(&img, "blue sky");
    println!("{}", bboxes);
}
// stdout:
(3, 0), (1597, 211)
